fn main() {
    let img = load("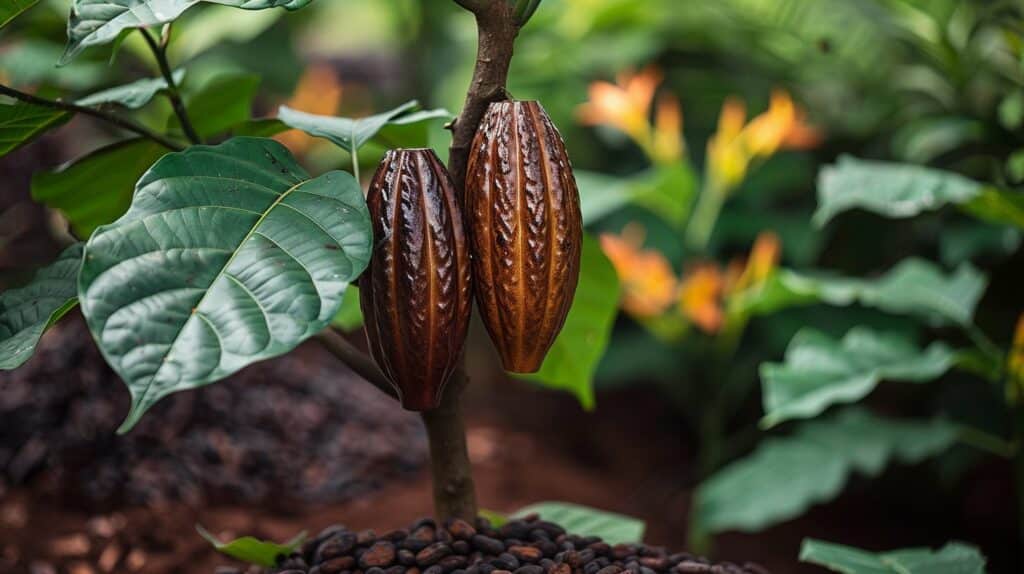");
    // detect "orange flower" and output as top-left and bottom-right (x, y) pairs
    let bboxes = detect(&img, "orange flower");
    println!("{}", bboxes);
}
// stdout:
(276, 64), (343, 153)
(600, 226), (678, 318)
(706, 90), (821, 193)
(578, 66), (660, 142)
(652, 93), (684, 164)
(678, 263), (724, 334)
(732, 231), (781, 293)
